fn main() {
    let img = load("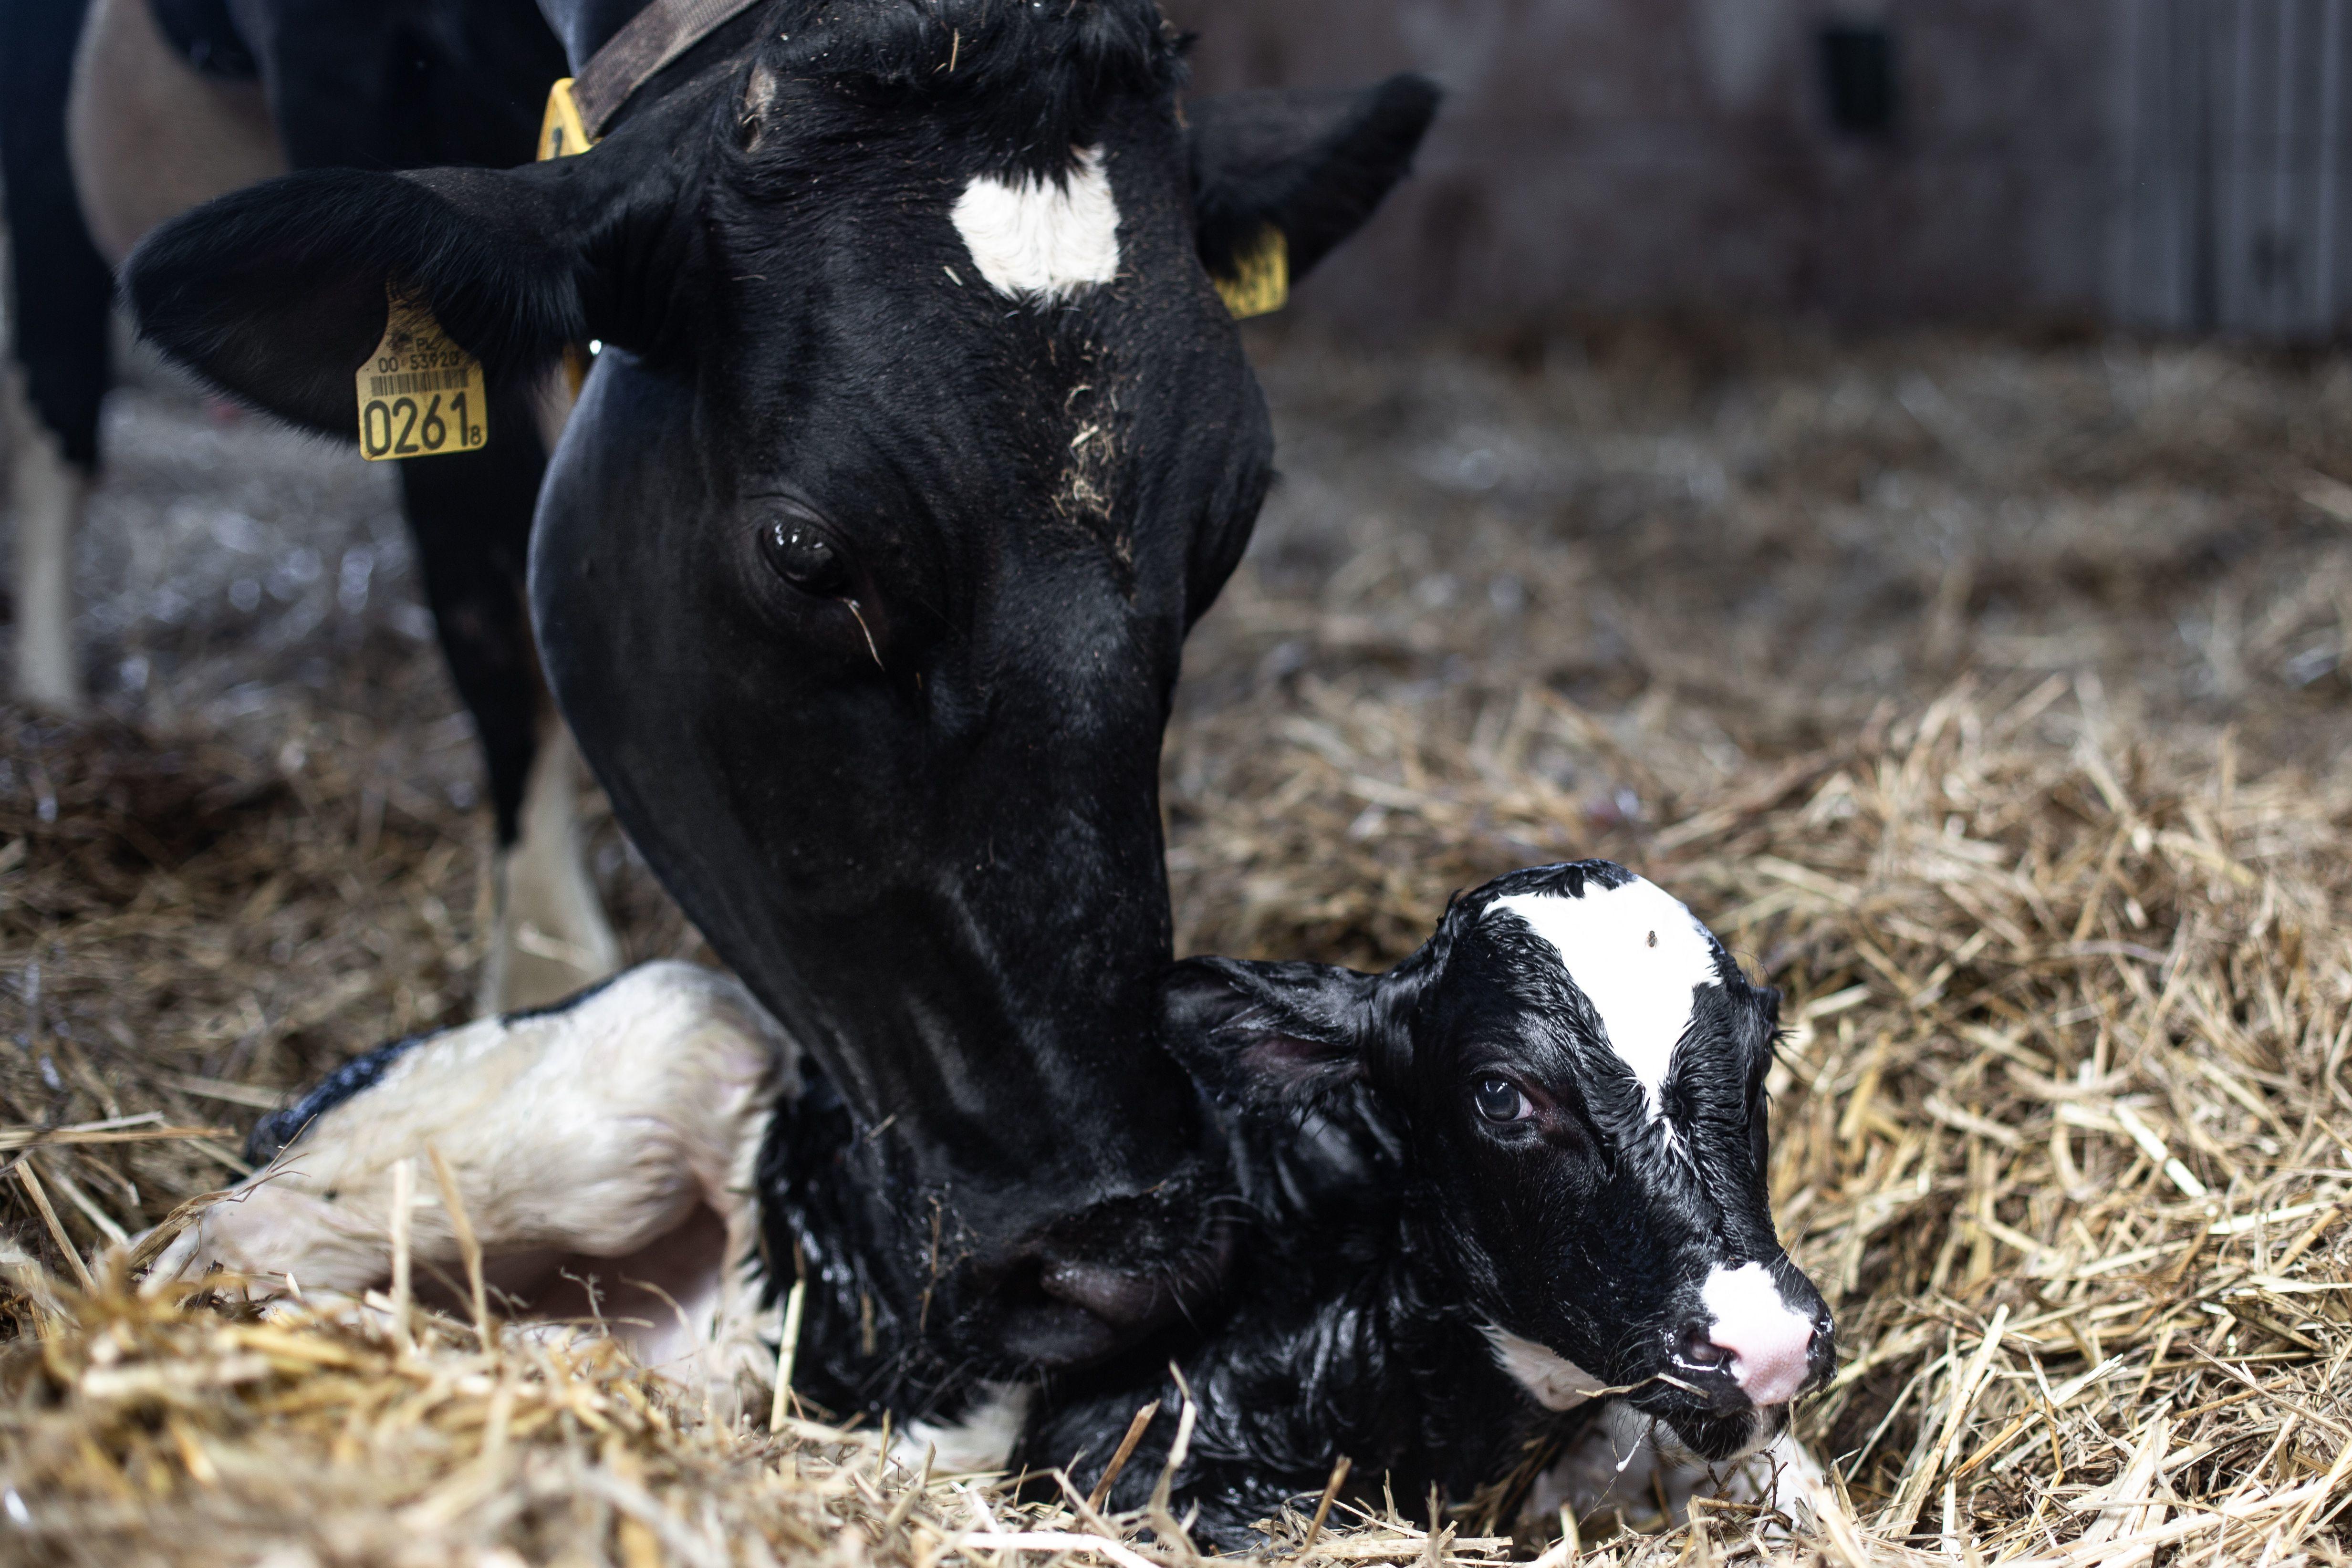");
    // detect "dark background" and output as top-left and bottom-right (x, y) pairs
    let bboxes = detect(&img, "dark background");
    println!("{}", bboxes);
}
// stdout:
(1167, 0), (2349, 340)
